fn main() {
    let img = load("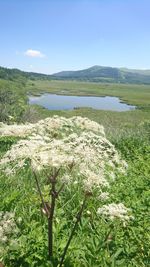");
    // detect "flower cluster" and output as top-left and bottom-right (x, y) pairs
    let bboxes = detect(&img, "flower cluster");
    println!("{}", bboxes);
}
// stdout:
(0, 116), (127, 193)
(0, 116), (133, 225)
(97, 203), (133, 222)
(99, 192), (110, 201)
(0, 211), (20, 257)
(0, 116), (105, 138)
